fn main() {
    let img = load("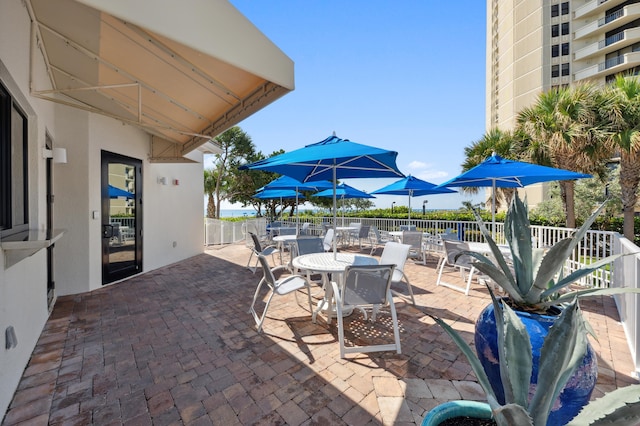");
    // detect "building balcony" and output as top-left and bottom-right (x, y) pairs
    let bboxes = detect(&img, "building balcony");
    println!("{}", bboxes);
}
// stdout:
(574, 3), (640, 41)
(575, 27), (640, 61)
(575, 0), (626, 20)
(575, 50), (640, 81)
